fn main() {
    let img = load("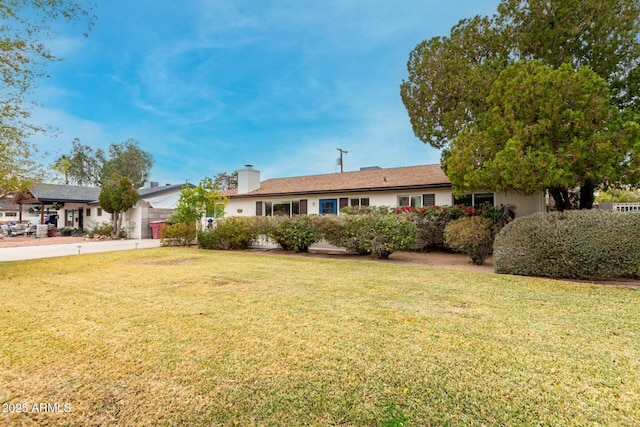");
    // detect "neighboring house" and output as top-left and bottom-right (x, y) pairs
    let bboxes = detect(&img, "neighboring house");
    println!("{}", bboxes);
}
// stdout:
(0, 199), (32, 223)
(23, 182), (190, 238)
(30, 184), (105, 230)
(122, 183), (190, 239)
(222, 164), (546, 218)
